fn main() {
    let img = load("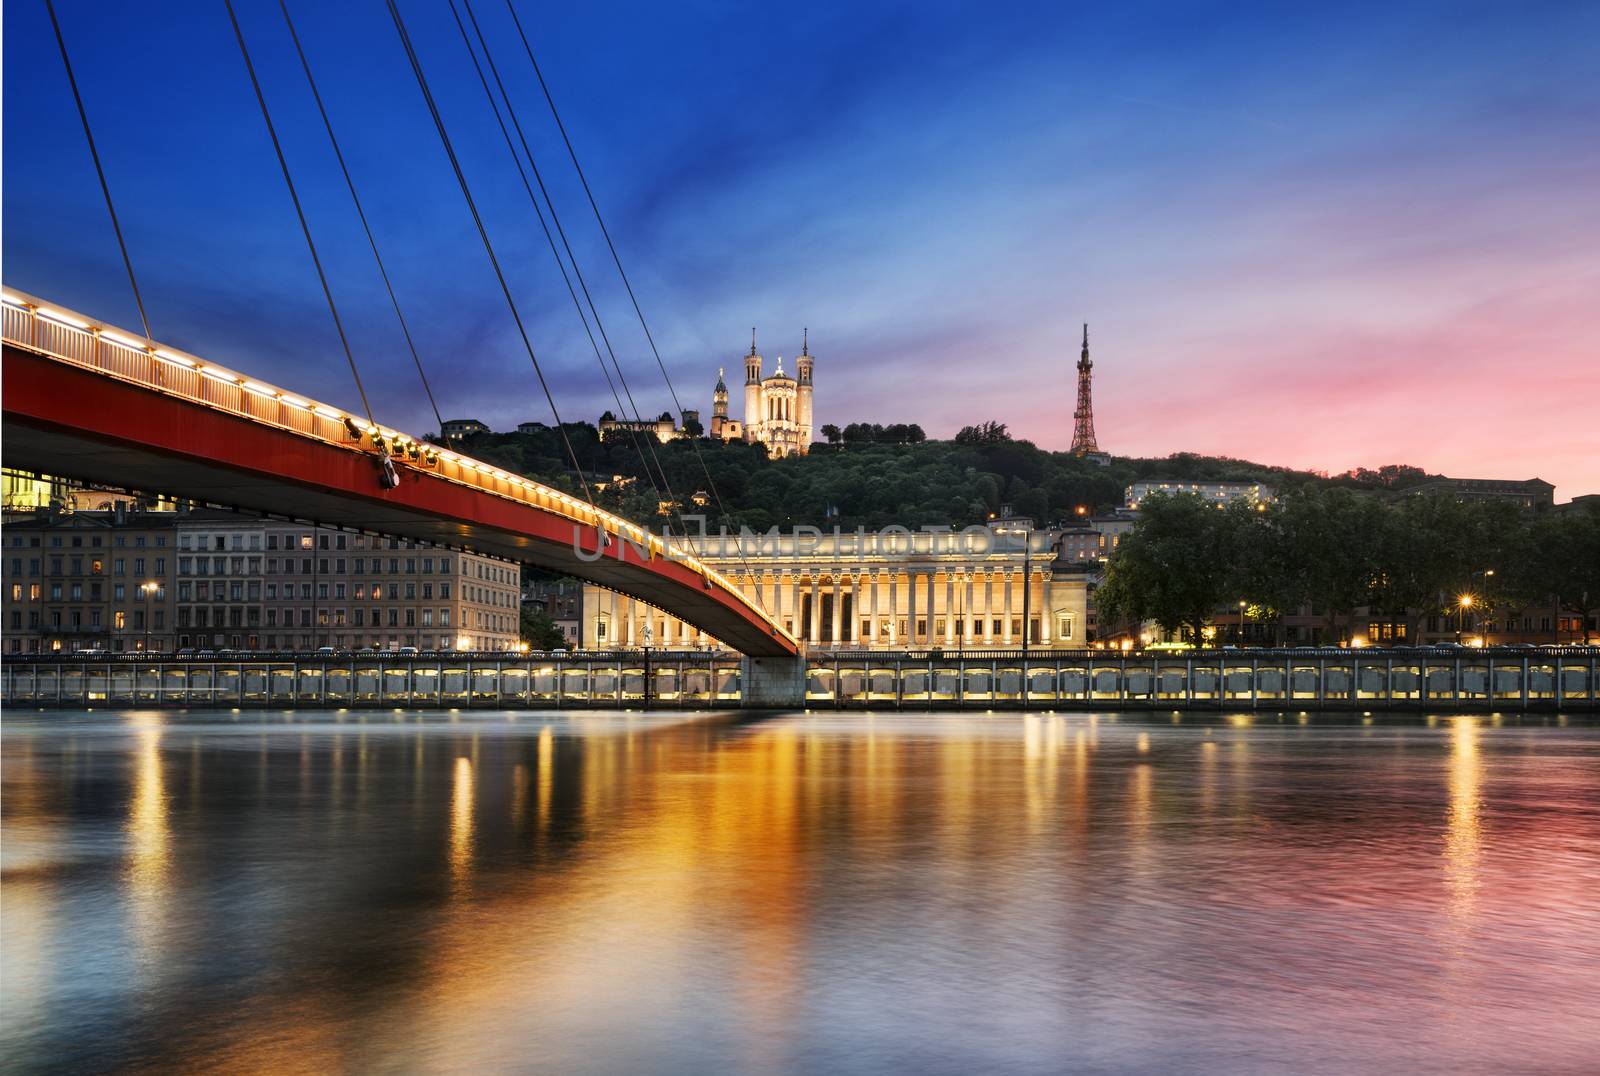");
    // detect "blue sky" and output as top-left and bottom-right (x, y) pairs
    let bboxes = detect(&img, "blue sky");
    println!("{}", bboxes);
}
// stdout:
(5, 1), (1598, 495)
